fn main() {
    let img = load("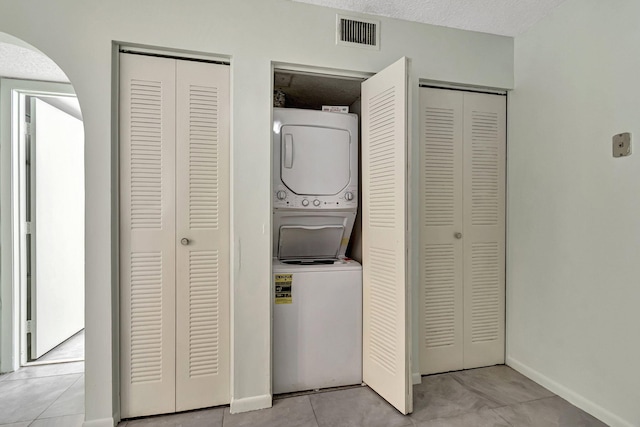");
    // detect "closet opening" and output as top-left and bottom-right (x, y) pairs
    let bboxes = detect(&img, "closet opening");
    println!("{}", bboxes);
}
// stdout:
(270, 58), (413, 415)
(270, 67), (366, 398)
(273, 69), (365, 261)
